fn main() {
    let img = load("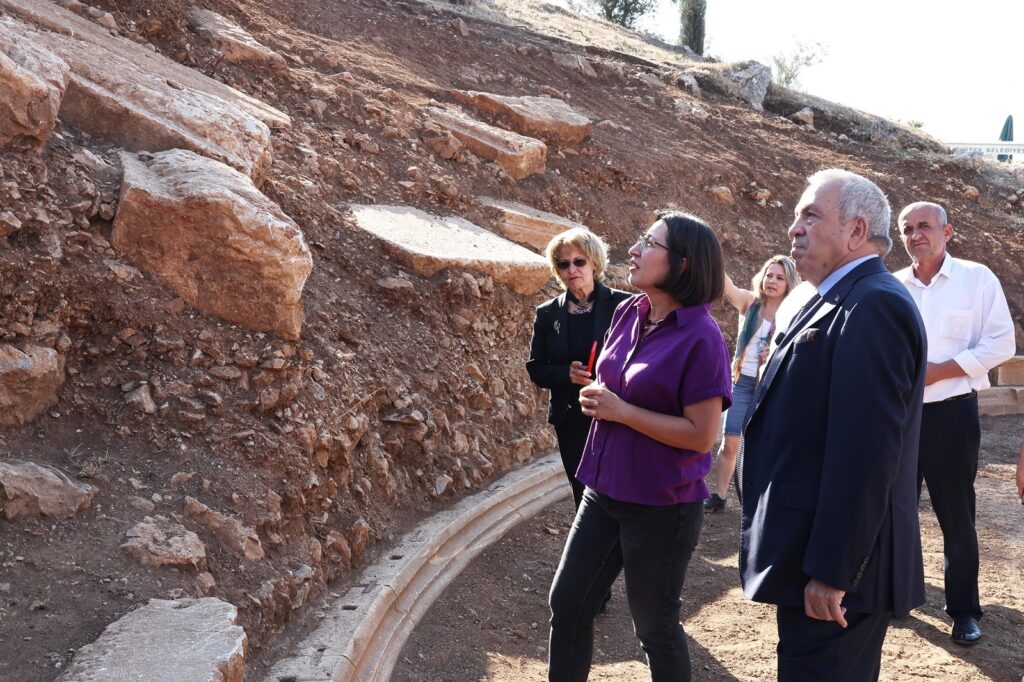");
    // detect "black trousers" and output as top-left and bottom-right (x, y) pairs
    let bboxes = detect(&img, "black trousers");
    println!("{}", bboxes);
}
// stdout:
(554, 408), (592, 510)
(776, 606), (891, 681)
(549, 490), (703, 682)
(917, 394), (982, 620)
